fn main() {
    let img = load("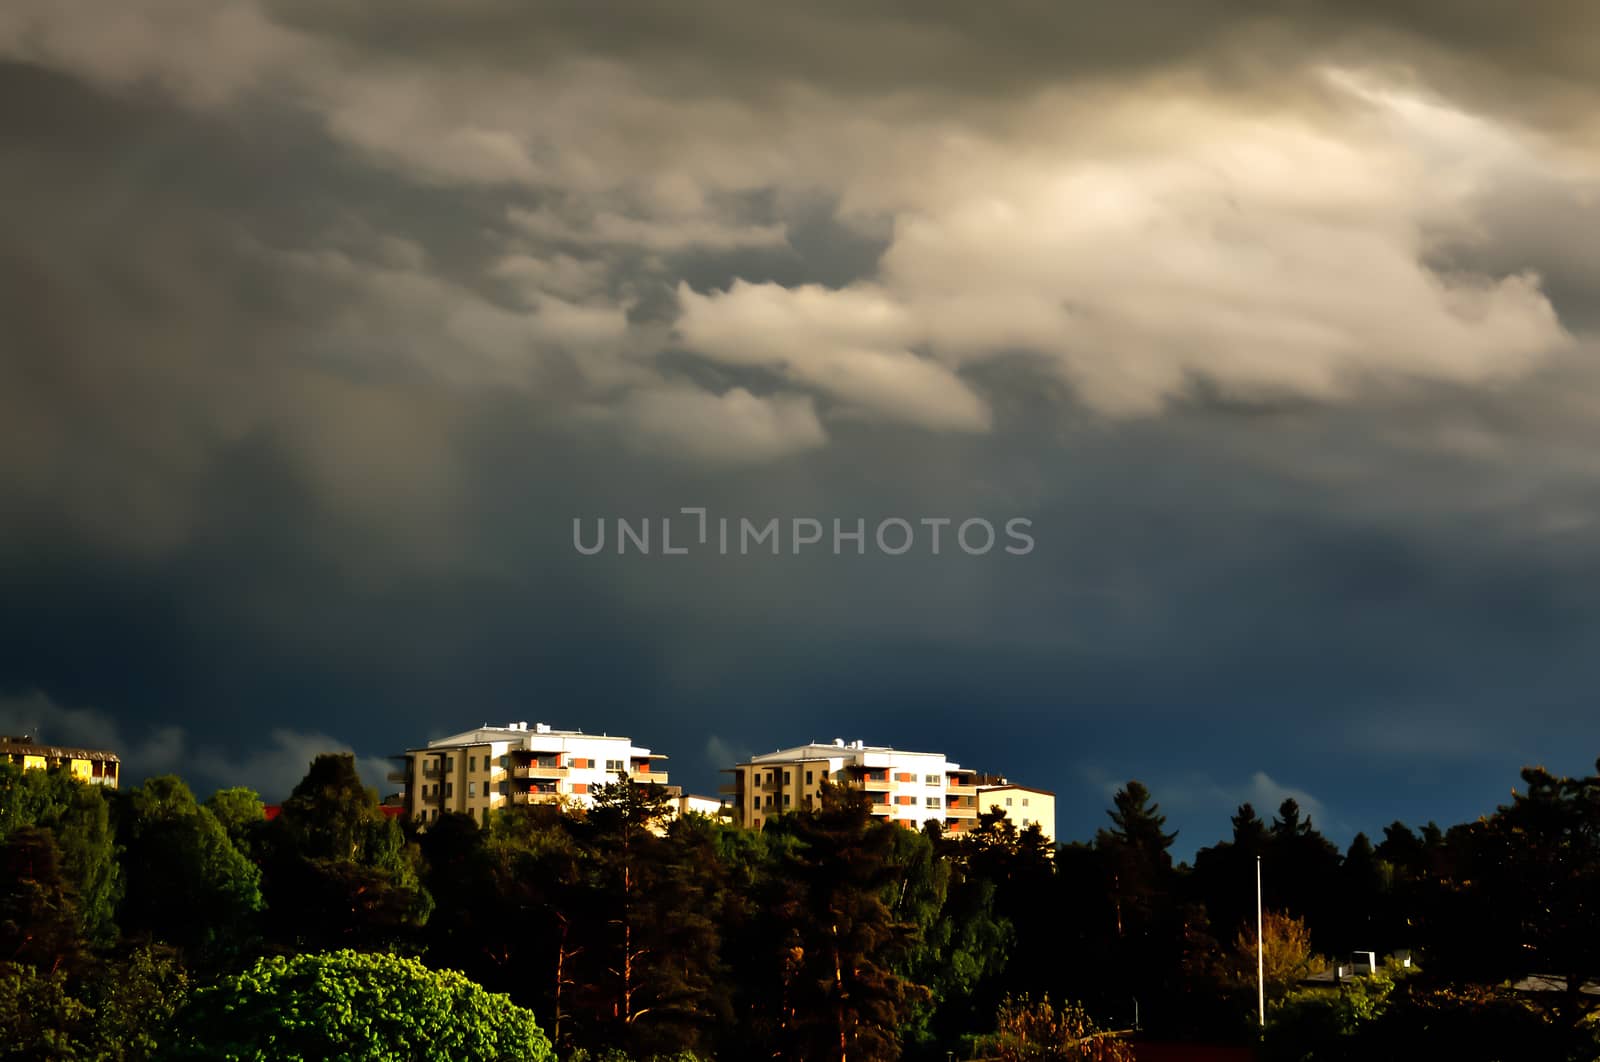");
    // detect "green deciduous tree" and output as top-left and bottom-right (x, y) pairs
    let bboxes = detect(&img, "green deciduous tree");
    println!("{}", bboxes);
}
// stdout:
(0, 827), (82, 970)
(0, 763), (120, 946)
(0, 960), (88, 1061)
(202, 788), (266, 860)
(116, 776), (262, 956)
(166, 949), (553, 1062)
(1431, 761), (1600, 1027)
(1217, 910), (1326, 1020)
(0, 944), (189, 1062)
